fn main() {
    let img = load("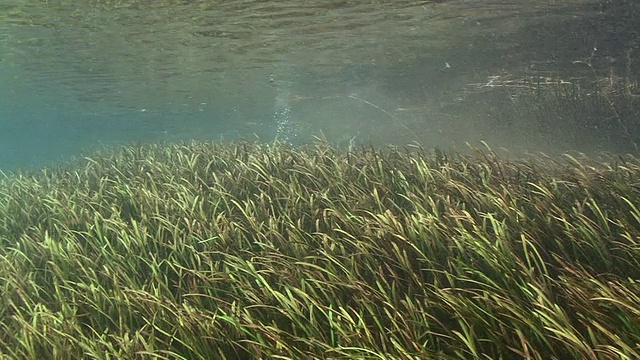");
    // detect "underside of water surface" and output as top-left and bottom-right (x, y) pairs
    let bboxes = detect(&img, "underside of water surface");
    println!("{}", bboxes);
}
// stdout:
(1, 0), (639, 170)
